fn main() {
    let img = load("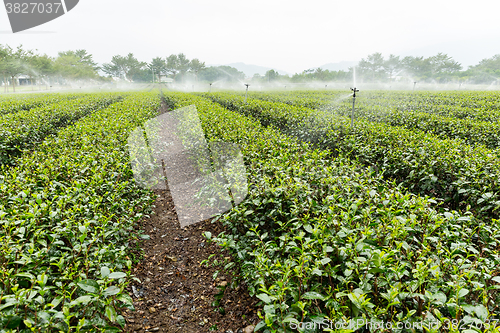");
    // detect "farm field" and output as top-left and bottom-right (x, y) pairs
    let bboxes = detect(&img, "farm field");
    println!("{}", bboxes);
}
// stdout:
(1, 89), (500, 332)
